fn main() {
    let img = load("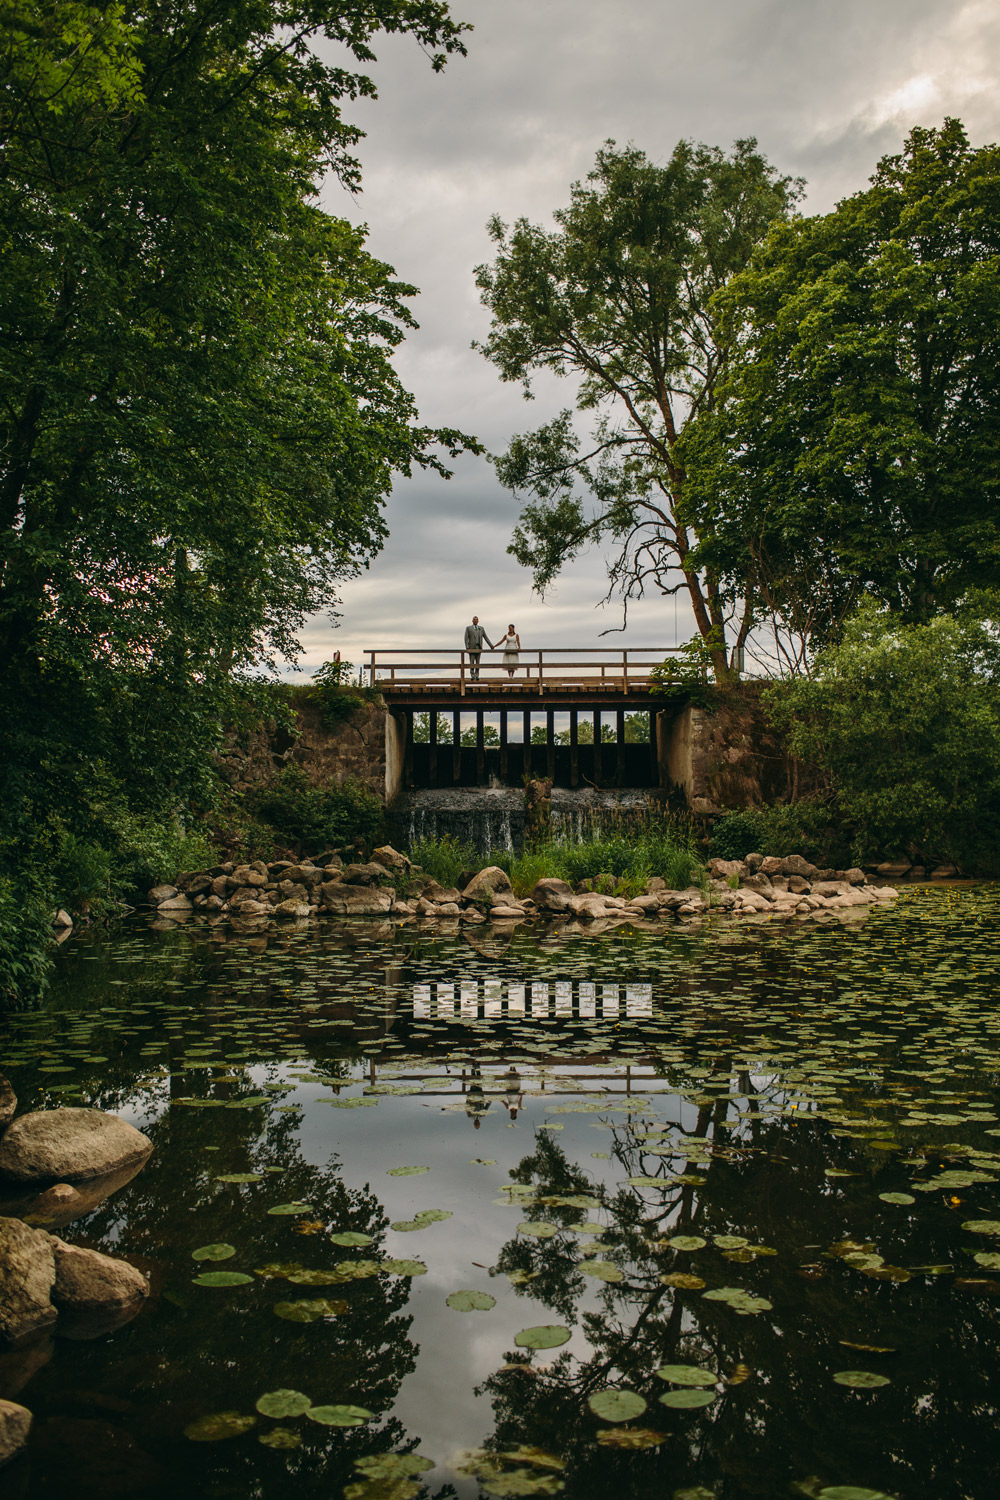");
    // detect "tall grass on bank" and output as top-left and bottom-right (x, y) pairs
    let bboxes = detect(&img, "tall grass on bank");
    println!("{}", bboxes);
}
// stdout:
(410, 816), (703, 899)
